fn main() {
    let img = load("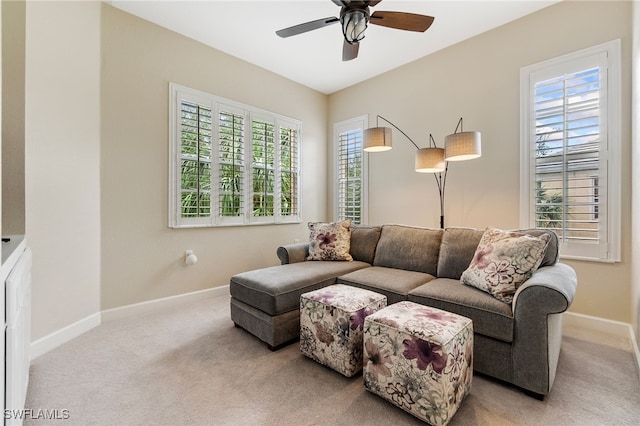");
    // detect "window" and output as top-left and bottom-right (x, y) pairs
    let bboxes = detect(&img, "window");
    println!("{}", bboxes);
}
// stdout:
(334, 116), (368, 224)
(520, 40), (621, 262)
(169, 83), (301, 227)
